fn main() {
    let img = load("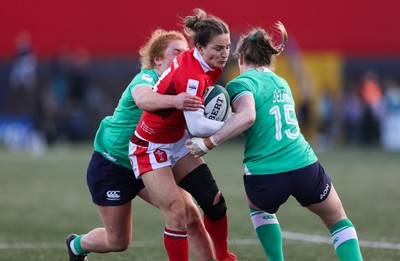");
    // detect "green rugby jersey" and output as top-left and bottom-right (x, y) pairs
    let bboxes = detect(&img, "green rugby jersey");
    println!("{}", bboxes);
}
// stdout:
(226, 67), (317, 175)
(94, 69), (158, 169)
